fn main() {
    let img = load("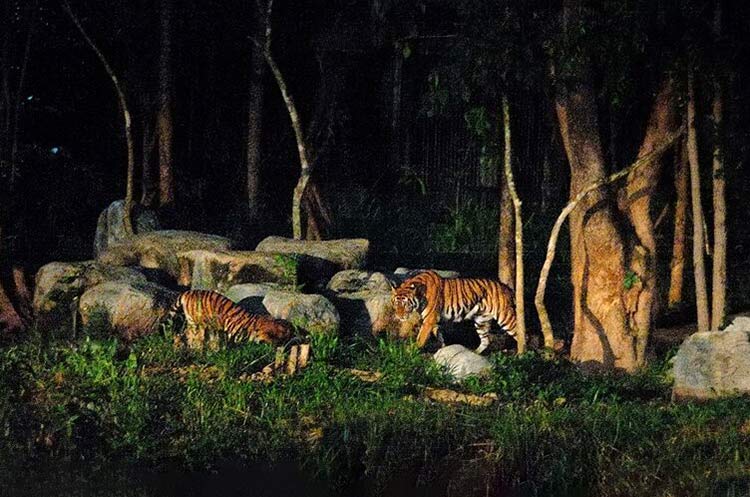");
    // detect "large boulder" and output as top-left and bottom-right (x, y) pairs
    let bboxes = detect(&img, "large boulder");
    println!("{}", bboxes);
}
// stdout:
(255, 236), (369, 283)
(98, 230), (234, 281)
(176, 250), (298, 290)
(325, 270), (418, 338)
(78, 281), (178, 341)
(433, 344), (492, 381)
(33, 261), (149, 331)
(262, 290), (339, 335)
(93, 200), (161, 257)
(224, 282), (284, 314)
(672, 322), (750, 401)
